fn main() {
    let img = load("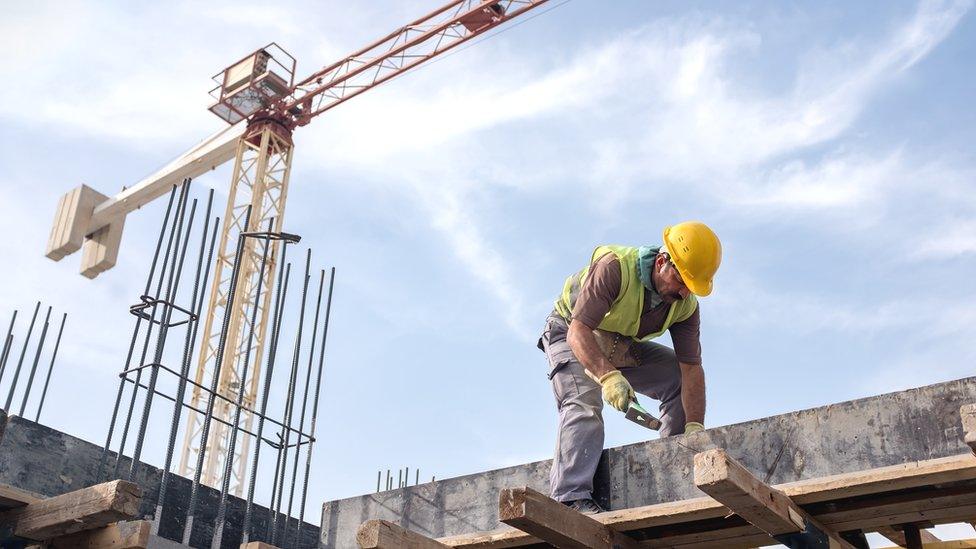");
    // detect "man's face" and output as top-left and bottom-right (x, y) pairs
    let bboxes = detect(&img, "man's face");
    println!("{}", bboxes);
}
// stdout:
(654, 254), (691, 304)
